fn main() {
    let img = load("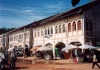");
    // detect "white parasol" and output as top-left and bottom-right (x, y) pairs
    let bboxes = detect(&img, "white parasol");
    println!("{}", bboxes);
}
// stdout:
(7, 46), (14, 52)
(67, 44), (77, 49)
(61, 47), (69, 53)
(79, 44), (96, 49)
(36, 47), (52, 51)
